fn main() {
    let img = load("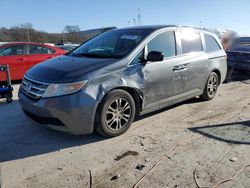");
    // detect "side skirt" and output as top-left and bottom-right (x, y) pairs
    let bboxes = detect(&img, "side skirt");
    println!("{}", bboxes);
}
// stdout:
(139, 90), (203, 116)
